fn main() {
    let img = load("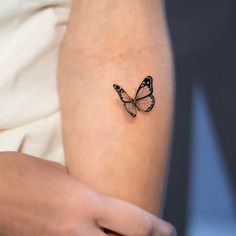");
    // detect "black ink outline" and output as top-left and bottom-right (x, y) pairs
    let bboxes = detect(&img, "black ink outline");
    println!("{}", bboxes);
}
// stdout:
(113, 76), (156, 117)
